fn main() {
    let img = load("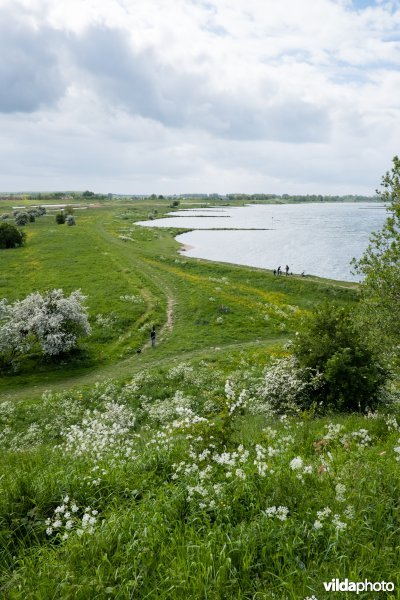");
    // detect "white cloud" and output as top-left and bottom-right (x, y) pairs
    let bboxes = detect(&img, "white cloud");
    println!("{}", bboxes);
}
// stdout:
(0, 0), (399, 193)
